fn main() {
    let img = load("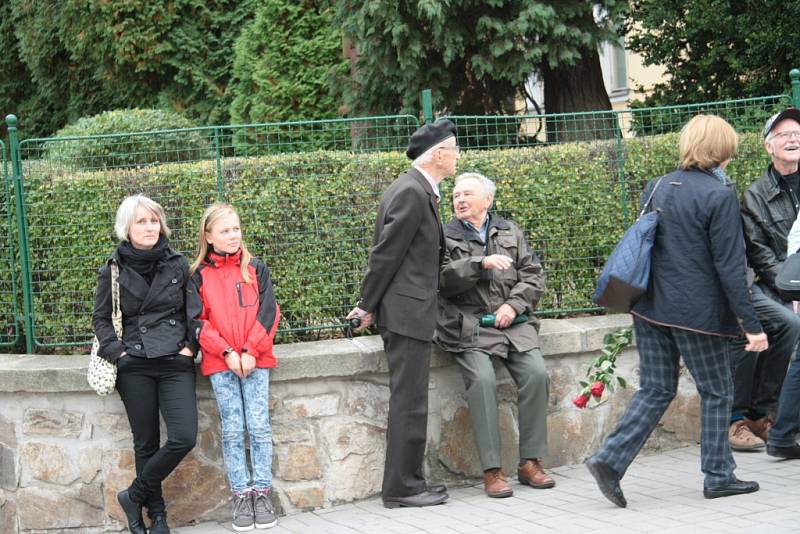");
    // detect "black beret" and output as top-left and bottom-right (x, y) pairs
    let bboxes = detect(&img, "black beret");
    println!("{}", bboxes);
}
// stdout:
(406, 119), (457, 160)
